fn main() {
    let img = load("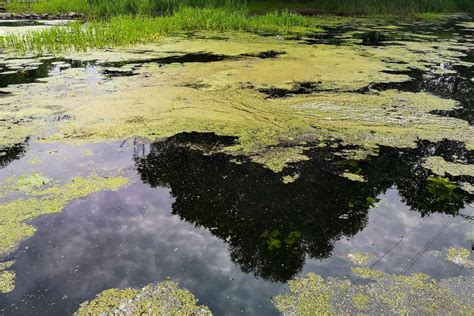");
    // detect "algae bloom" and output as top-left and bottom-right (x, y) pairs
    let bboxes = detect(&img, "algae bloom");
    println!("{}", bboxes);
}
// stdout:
(0, 174), (129, 257)
(346, 252), (373, 266)
(0, 261), (15, 294)
(75, 281), (211, 315)
(273, 270), (473, 315)
(446, 247), (474, 269)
